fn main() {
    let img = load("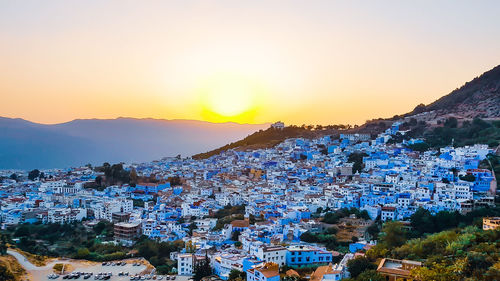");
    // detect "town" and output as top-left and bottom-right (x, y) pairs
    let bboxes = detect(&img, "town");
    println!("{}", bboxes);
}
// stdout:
(0, 121), (498, 281)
